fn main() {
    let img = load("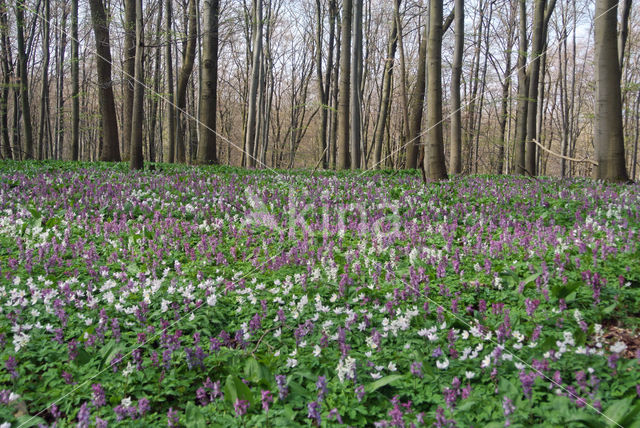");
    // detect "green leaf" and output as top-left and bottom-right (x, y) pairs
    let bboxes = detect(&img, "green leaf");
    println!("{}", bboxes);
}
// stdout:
(365, 374), (403, 393)
(185, 402), (207, 428)
(224, 374), (254, 406)
(618, 401), (640, 427)
(15, 415), (47, 428)
(604, 398), (632, 427)
(75, 348), (92, 366)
